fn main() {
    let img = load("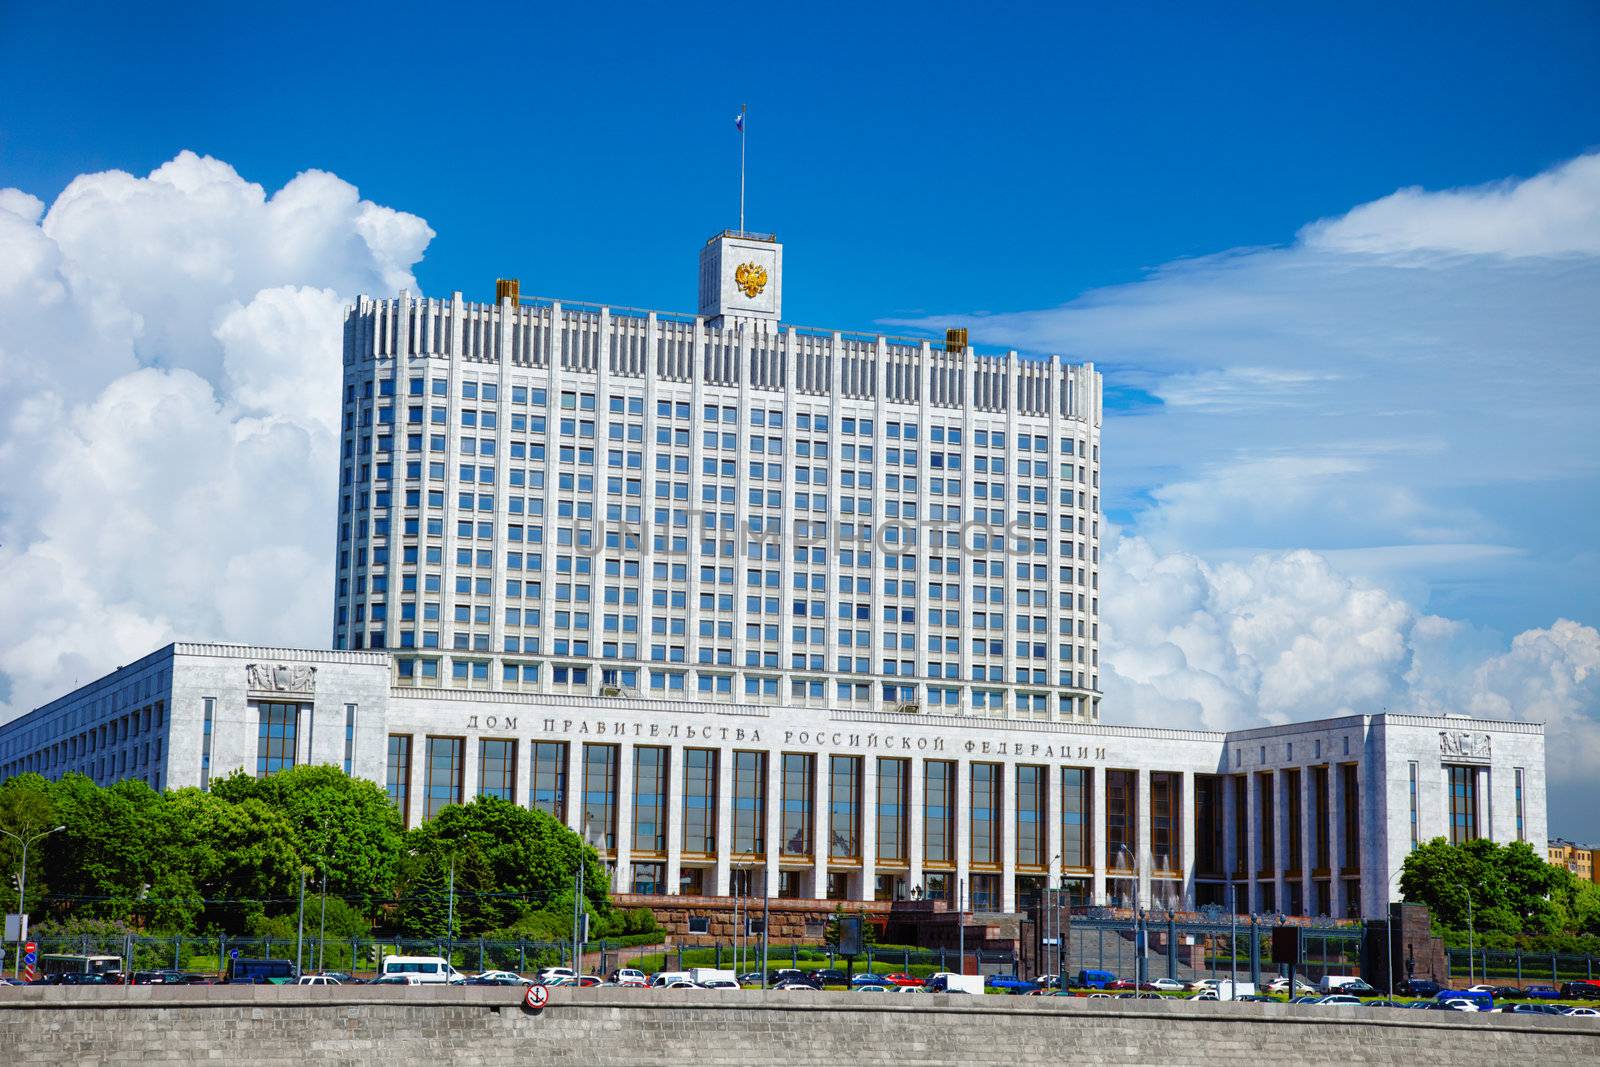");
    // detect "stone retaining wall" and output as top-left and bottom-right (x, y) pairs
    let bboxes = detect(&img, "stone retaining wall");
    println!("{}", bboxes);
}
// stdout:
(2, 985), (1597, 1066)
